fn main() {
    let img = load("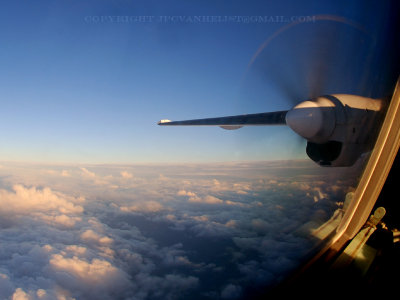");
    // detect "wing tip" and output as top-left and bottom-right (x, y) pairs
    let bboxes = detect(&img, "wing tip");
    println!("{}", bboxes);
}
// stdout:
(157, 119), (172, 125)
